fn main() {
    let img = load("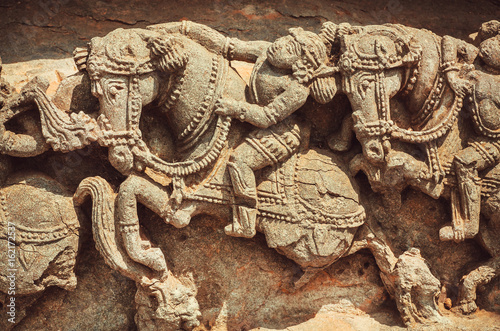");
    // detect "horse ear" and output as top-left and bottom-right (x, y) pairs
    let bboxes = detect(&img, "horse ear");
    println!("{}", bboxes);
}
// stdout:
(149, 35), (189, 72)
(74, 36), (104, 72)
(73, 44), (90, 72)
